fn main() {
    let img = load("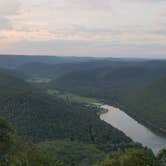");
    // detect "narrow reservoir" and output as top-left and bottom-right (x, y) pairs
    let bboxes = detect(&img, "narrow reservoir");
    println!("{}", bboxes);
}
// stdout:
(100, 105), (166, 154)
